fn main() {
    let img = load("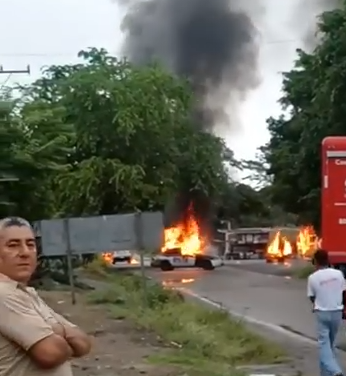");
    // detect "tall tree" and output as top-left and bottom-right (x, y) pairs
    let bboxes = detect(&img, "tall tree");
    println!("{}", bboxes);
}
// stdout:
(0, 87), (73, 220)
(0, 98), (21, 209)
(262, 4), (346, 228)
(1, 47), (267, 225)
(21, 48), (228, 217)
